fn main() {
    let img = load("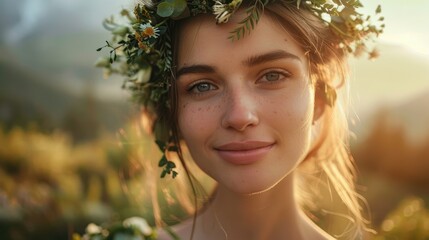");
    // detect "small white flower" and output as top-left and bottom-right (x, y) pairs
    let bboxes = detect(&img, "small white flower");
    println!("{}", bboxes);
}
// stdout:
(123, 217), (153, 236)
(213, 1), (227, 14)
(136, 67), (152, 84)
(85, 223), (102, 235)
(140, 23), (160, 38)
(213, 1), (232, 23)
(216, 10), (233, 23)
